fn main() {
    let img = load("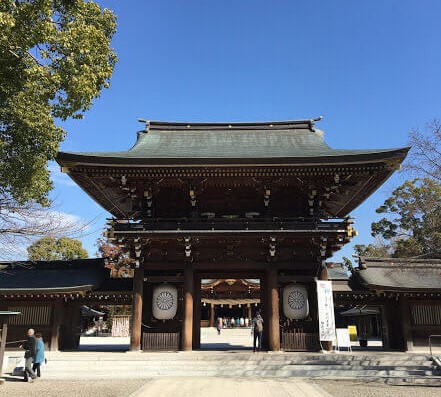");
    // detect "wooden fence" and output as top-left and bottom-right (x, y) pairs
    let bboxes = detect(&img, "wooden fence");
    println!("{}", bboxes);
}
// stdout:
(281, 332), (320, 351)
(142, 331), (180, 351)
